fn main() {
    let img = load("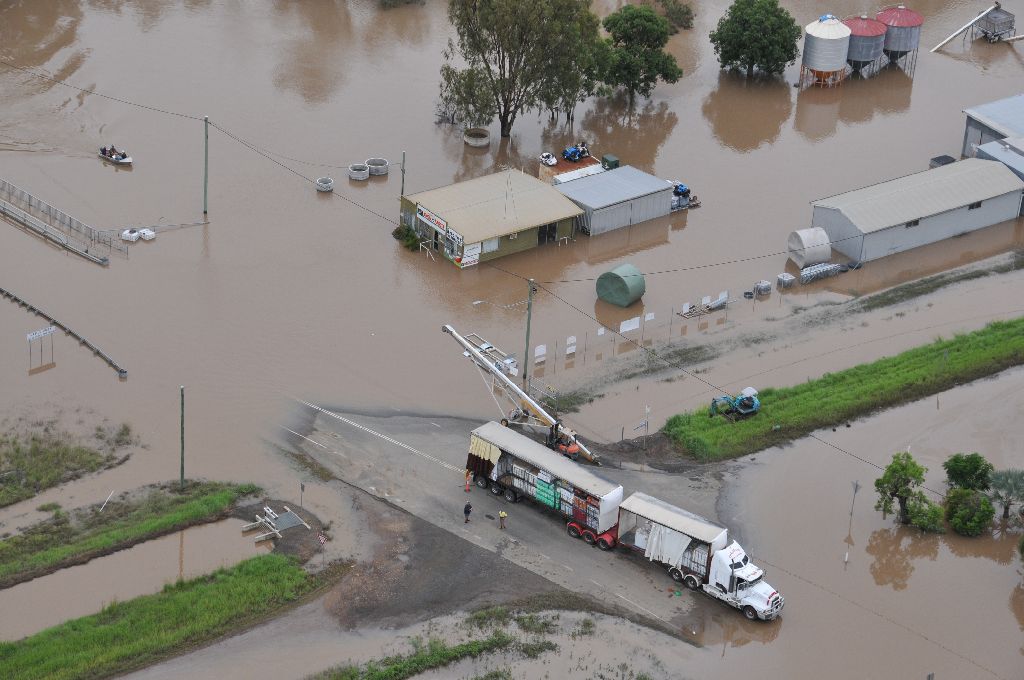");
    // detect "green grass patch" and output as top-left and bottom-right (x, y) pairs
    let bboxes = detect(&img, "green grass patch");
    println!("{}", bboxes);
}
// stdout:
(465, 605), (511, 629)
(472, 670), (514, 680)
(311, 632), (514, 680)
(0, 553), (318, 680)
(0, 481), (260, 588)
(664, 317), (1024, 460)
(0, 431), (121, 507)
(518, 638), (557, 659)
(540, 390), (601, 415)
(514, 613), (557, 634)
